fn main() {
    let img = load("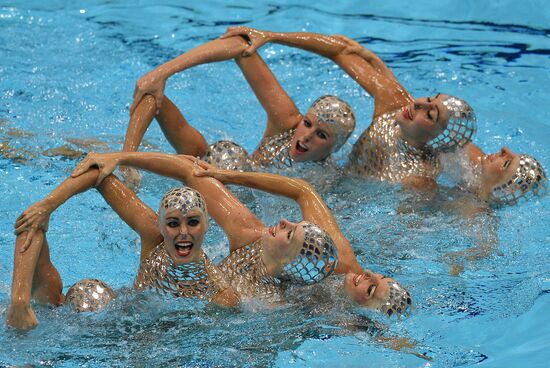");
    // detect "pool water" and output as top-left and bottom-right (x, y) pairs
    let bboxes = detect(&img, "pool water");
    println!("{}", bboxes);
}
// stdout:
(1, 1), (549, 367)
